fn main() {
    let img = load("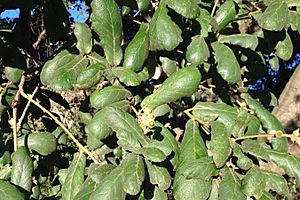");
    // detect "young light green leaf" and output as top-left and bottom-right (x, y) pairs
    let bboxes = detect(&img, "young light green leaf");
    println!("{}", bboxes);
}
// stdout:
(242, 167), (266, 199)
(62, 152), (86, 200)
(141, 67), (201, 112)
(192, 102), (238, 129)
(165, 0), (200, 19)
(219, 167), (246, 200)
(74, 23), (92, 54)
(269, 55), (279, 71)
(11, 147), (33, 192)
(275, 32), (293, 61)
(212, 42), (241, 84)
(103, 107), (149, 145)
(241, 93), (288, 152)
(117, 129), (142, 154)
(262, 170), (289, 197)
(18, 131), (57, 156)
(257, 1), (289, 31)
(91, 0), (123, 66)
(76, 63), (106, 89)
(146, 160), (171, 190)
(123, 23), (149, 72)
(219, 34), (259, 51)
(149, 3), (182, 51)
(290, 11), (300, 31)
(186, 35), (209, 65)
(179, 157), (216, 180)
(0, 180), (25, 200)
(214, 0), (236, 31)
(40, 51), (89, 90)
(90, 85), (131, 110)
(110, 67), (142, 86)
(210, 121), (231, 168)
(142, 145), (166, 162)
